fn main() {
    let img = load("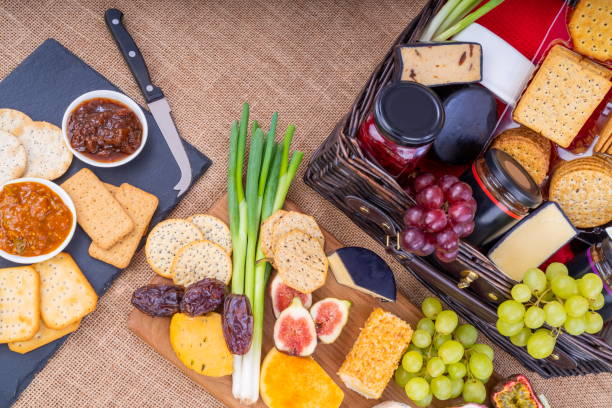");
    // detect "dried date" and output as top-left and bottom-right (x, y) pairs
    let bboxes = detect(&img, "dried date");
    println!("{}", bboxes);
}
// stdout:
(222, 294), (253, 355)
(180, 278), (227, 316)
(131, 284), (184, 317)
